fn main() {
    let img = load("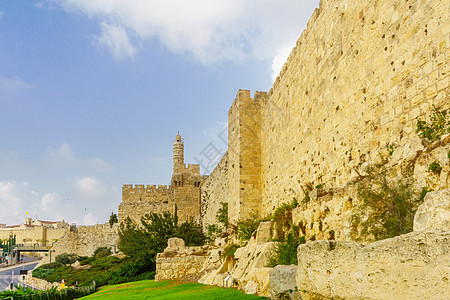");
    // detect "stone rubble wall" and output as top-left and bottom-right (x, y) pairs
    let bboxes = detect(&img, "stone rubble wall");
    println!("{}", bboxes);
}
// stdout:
(155, 238), (220, 281)
(156, 255), (209, 281)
